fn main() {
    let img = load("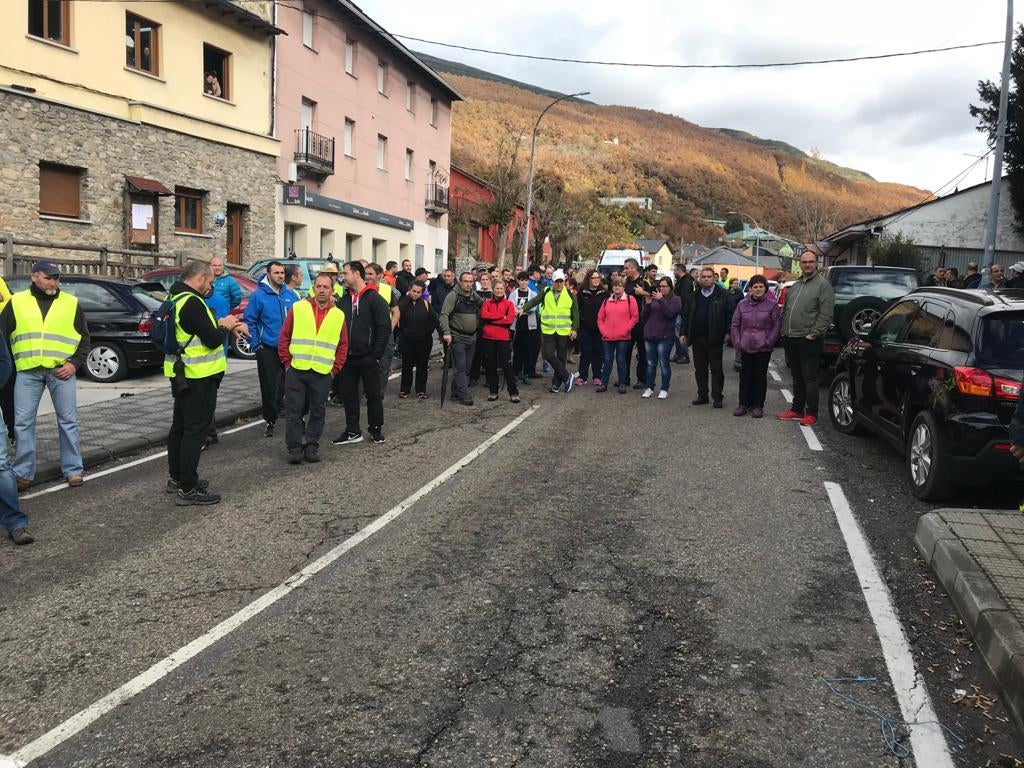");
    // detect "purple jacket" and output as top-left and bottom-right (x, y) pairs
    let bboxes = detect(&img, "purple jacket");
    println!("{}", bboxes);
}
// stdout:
(730, 292), (782, 353)
(642, 296), (682, 341)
